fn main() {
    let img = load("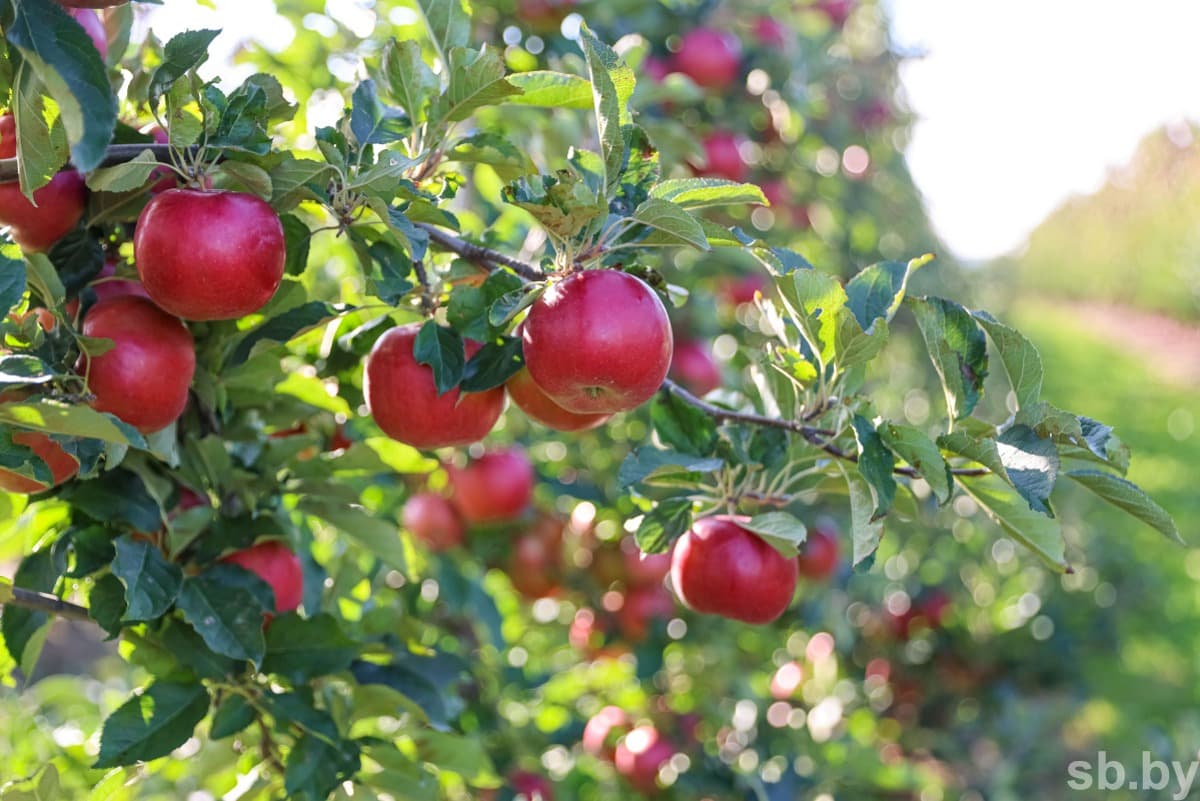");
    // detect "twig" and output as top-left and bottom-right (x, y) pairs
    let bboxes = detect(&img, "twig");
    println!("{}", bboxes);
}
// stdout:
(0, 144), (202, 183)
(418, 223), (547, 282)
(3, 587), (92, 622)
